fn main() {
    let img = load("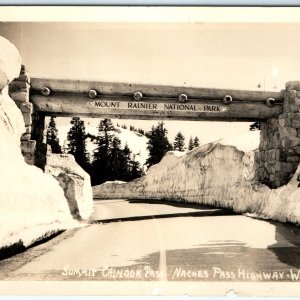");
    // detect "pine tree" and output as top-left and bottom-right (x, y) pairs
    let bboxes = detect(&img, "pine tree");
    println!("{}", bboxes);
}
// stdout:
(93, 119), (115, 161)
(188, 136), (194, 151)
(128, 155), (142, 180)
(137, 128), (145, 135)
(122, 146), (133, 173)
(46, 116), (62, 154)
(123, 144), (142, 181)
(145, 121), (172, 168)
(91, 118), (115, 185)
(123, 143), (132, 166)
(91, 119), (143, 184)
(173, 131), (185, 151)
(249, 122), (260, 131)
(193, 136), (200, 148)
(67, 117), (90, 171)
(110, 136), (126, 180)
